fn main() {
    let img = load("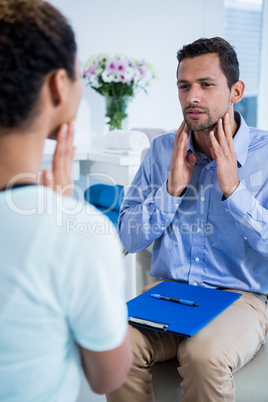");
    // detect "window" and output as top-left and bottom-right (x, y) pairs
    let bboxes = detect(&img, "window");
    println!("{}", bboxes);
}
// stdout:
(224, 0), (264, 126)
